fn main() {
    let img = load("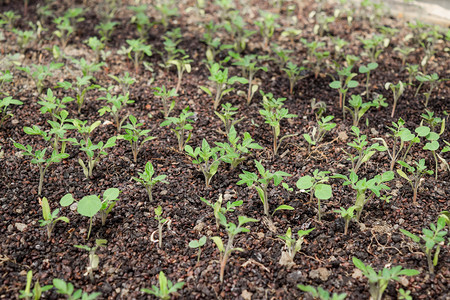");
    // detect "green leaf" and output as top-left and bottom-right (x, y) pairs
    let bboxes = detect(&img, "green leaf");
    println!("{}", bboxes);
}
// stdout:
(41, 197), (51, 220)
(60, 194), (75, 207)
(296, 175), (314, 190)
(103, 188), (120, 202)
(211, 236), (224, 252)
(399, 228), (421, 243)
(272, 205), (295, 215)
(77, 195), (102, 217)
(352, 257), (367, 272)
(314, 184), (332, 200)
